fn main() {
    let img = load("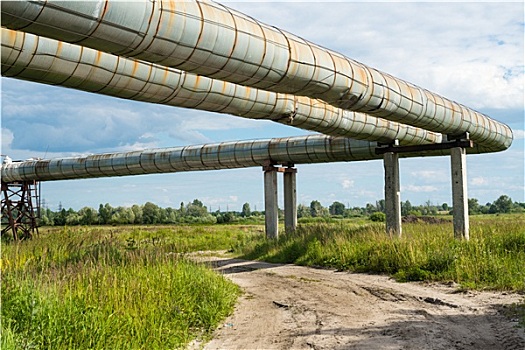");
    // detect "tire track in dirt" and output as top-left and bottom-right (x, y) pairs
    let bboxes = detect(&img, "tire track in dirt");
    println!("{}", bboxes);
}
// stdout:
(492, 316), (525, 350)
(189, 255), (524, 350)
